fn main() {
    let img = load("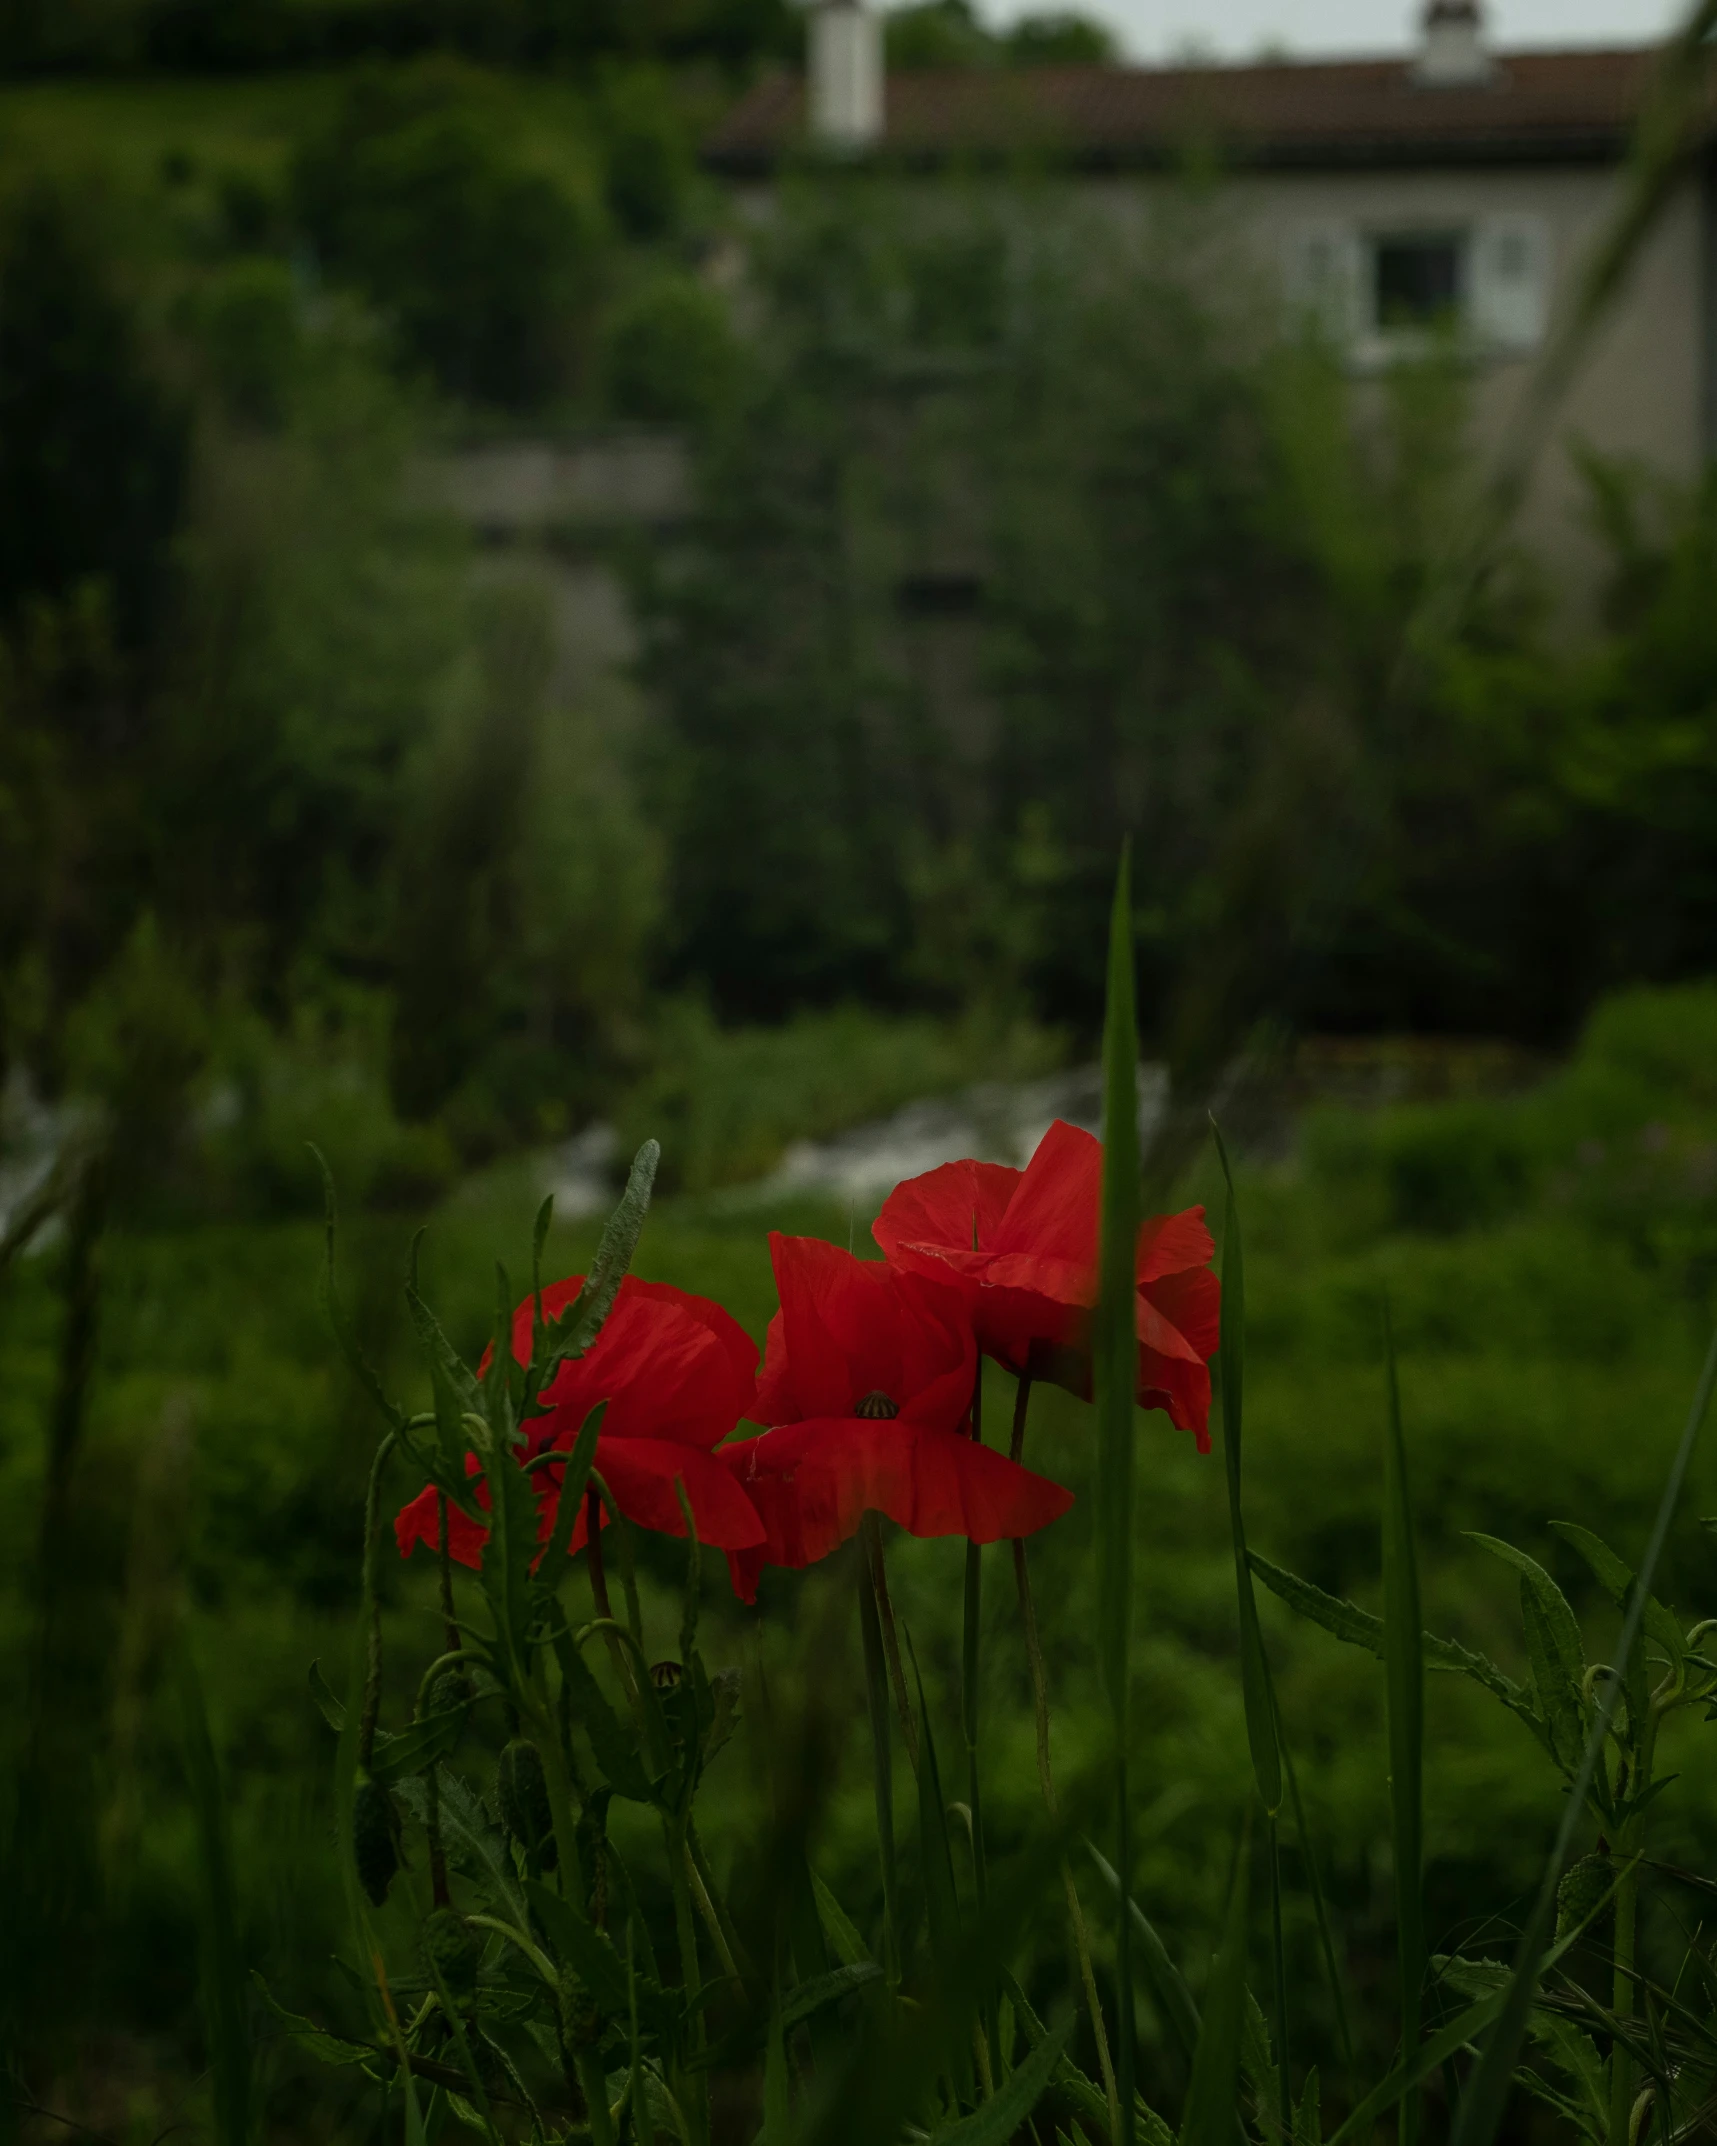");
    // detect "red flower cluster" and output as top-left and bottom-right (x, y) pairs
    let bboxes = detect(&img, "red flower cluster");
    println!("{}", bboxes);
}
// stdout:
(397, 1119), (1219, 1597)
(875, 1118), (1221, 1448)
